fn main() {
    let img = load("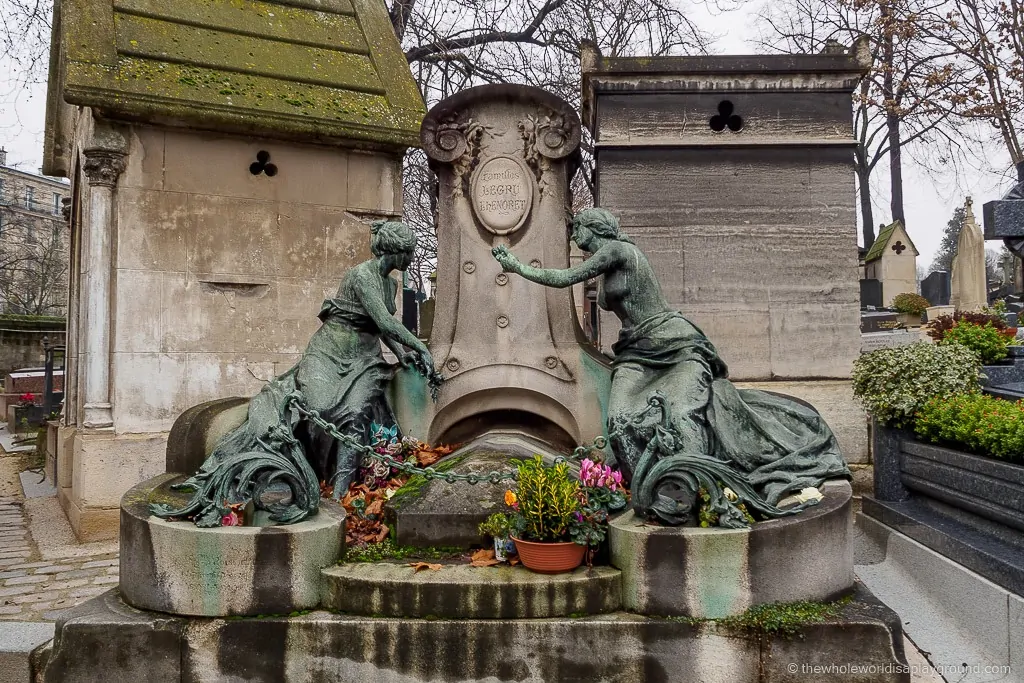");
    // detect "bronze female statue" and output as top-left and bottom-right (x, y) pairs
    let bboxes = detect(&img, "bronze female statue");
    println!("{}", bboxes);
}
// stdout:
(493, 208), (849, 526)
(155, 220), (440, 527)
